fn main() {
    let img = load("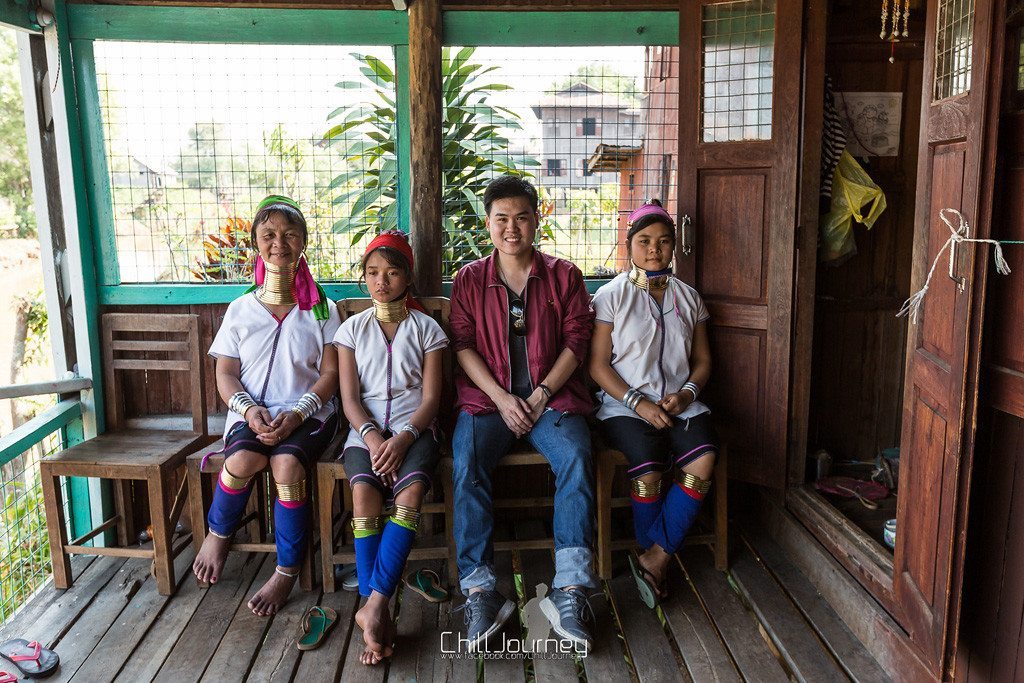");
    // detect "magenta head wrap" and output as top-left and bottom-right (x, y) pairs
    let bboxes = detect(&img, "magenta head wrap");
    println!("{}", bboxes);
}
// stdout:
(626, 200), (675, 244)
